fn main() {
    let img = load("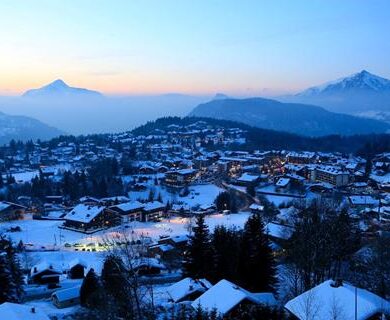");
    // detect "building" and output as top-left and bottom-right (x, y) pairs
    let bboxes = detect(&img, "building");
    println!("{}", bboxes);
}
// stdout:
(192, 279), (276, 317)
(310, 166), (350, 187)
(287, 152), (316, 164)
(0, 201), (26, 221)
(63, 204), (120, 233)
(164, 169), (198, 187)
(110, 201), (144, 223)
(236, 173), (261, 187)
(285, 280), (390, 320)
(67, 259), (87, 279)
(166, 277), (212, 303)
(142, 201), (165, 222)
(52, 285), (81, 309)
(29, 262), (62, 285)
